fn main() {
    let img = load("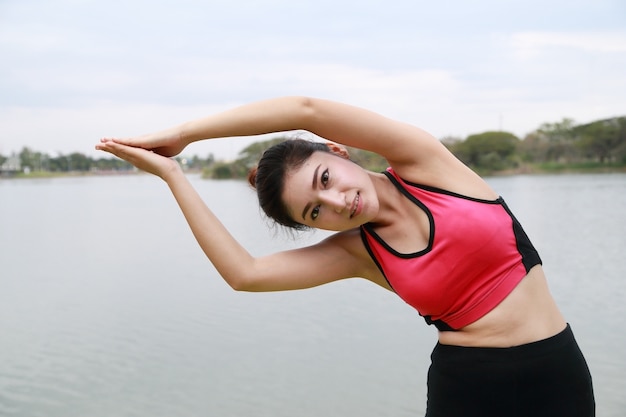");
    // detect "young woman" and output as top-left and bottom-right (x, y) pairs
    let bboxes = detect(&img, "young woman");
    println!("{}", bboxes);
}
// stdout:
(96, 96), (595, 416)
